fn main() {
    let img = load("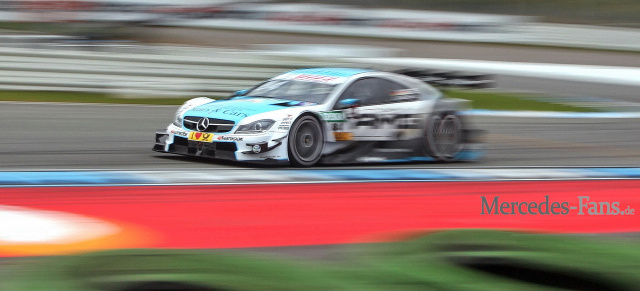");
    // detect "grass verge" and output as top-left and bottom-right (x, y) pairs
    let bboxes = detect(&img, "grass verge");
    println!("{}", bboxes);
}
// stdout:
(443, 90), (600, 112)
(2, 230), (639, 291)
(0, 91), (190, 105)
